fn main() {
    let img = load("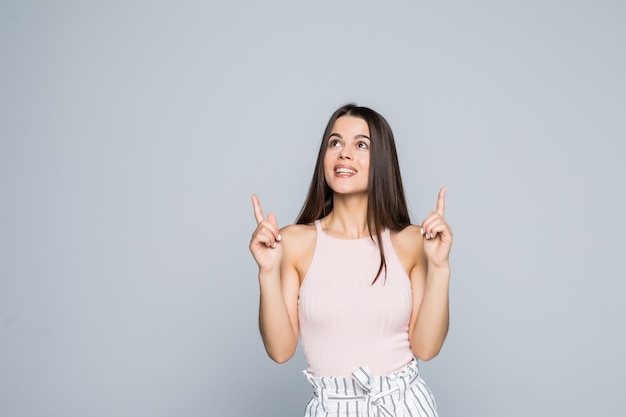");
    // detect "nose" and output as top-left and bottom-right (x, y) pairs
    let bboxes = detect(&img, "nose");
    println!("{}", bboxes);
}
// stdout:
(339, 149), (352, 160)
